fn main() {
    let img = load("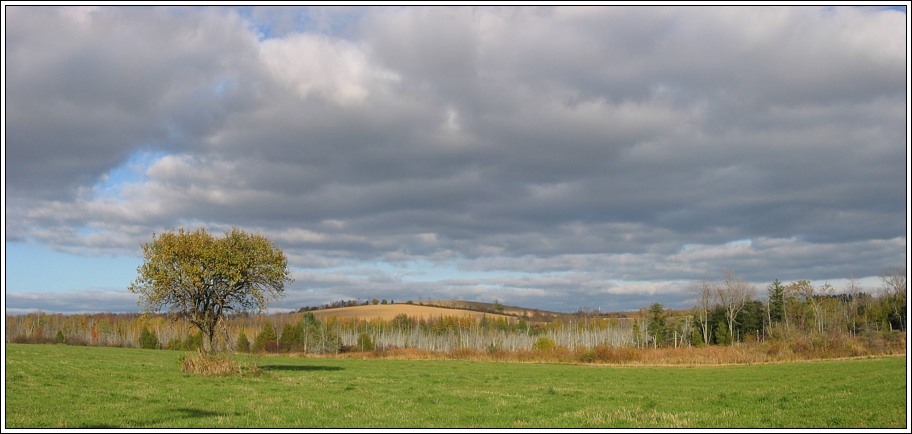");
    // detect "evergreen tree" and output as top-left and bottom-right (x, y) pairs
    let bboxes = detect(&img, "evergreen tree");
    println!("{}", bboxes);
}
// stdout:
(139, 326), (159, 349)
(280, 321), (304, 352)
(253, 322), (278, 353)
(714, 321), (732, 345)
(647, 303), (667, 346)
(768, 279), (785, 324)
(236, 331), (250, 353)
